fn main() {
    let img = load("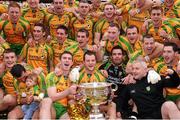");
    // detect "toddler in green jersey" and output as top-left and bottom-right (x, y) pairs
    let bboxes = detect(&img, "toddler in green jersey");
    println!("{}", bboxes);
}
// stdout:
(21, 73), (44, 119)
